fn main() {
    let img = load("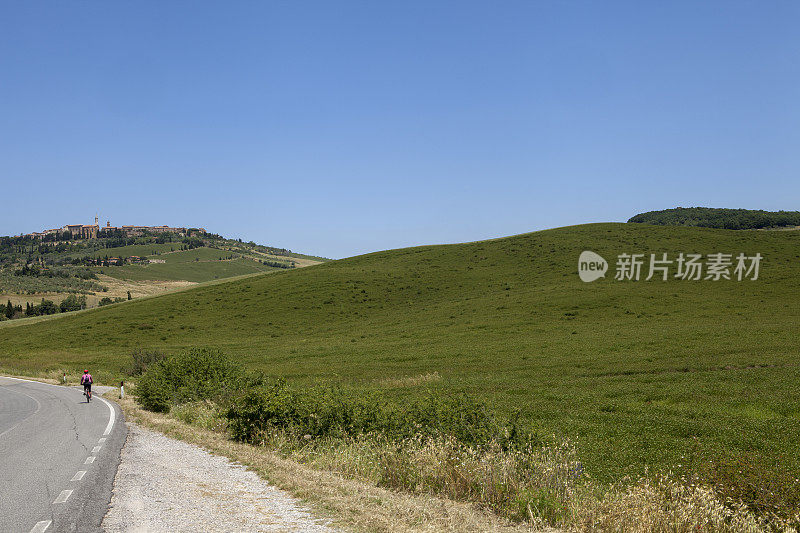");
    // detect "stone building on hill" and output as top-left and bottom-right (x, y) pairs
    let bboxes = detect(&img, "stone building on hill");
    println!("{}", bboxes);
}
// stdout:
(25, 216), (205, 239)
